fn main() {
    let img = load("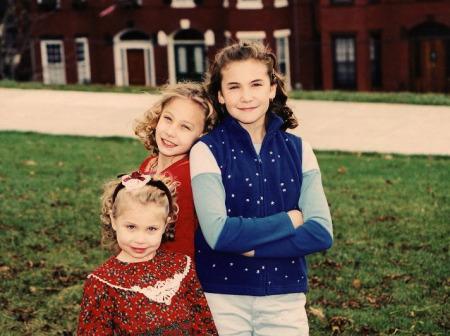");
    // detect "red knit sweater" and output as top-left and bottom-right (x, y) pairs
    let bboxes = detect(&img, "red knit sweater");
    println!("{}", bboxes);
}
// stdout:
(139, 155), (197, 259)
